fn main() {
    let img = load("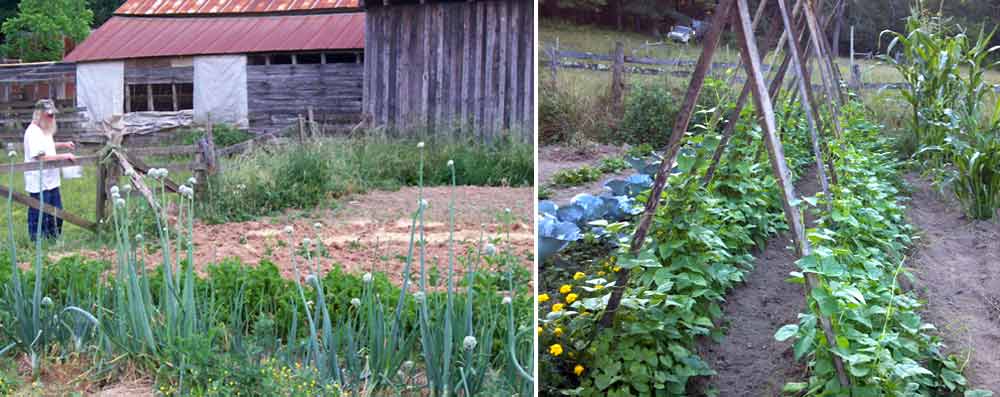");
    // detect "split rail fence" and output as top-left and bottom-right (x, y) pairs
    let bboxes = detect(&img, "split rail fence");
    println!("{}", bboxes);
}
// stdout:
(1, 106), (326, 235)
